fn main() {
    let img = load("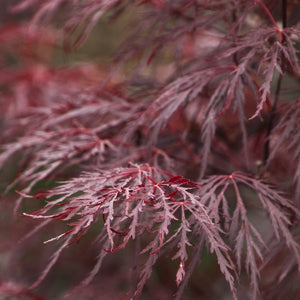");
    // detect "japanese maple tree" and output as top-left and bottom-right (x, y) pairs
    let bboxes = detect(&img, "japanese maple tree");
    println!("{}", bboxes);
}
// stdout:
(1, 0), (300, 299)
